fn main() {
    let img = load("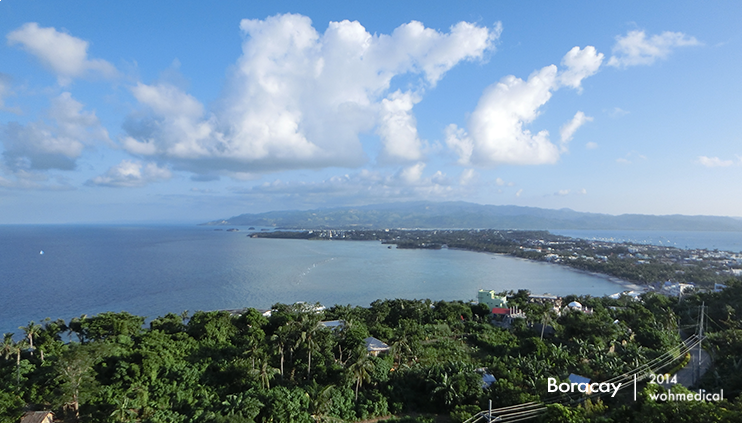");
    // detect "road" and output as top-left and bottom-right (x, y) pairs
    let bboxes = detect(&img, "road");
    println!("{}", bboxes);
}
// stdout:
(671, 333), (711, 388)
